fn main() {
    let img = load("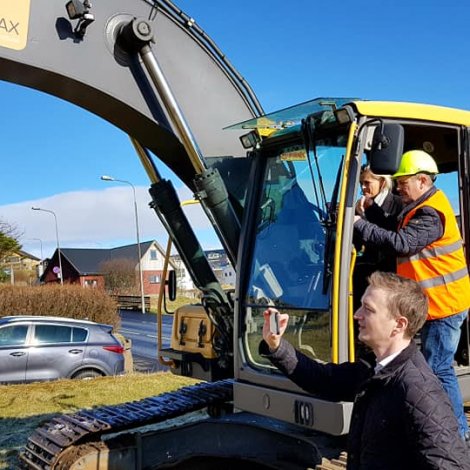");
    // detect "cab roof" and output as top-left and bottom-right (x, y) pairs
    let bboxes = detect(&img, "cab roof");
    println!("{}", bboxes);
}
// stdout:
(228, 97), (470, 132)
(352, 101), (470, 127)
